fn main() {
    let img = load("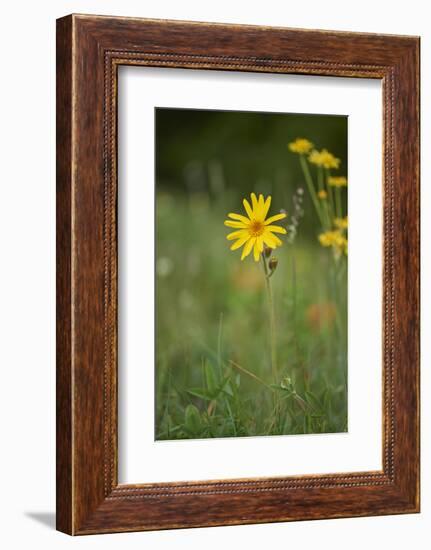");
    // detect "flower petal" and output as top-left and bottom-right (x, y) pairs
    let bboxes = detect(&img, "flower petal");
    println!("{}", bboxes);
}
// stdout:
(266, 232), (282, 246)
(264, 225), (287, 234)
(230, 235), (250, 251)
(226, 229), (248, 241)
(258, 193), (264, 209)
(256, 236), (264, 252)
(228, 212), (250, 224)
(224, 220), (248, 228)
(243, 198), (253, 218)
(264, 213), (287, 225)
(241, 237), (255, 260)
(261, 195), (272, 219)
(253, 240), (261, 261)
(263, 233), (278, 249)
(250, 193), (259, 213)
